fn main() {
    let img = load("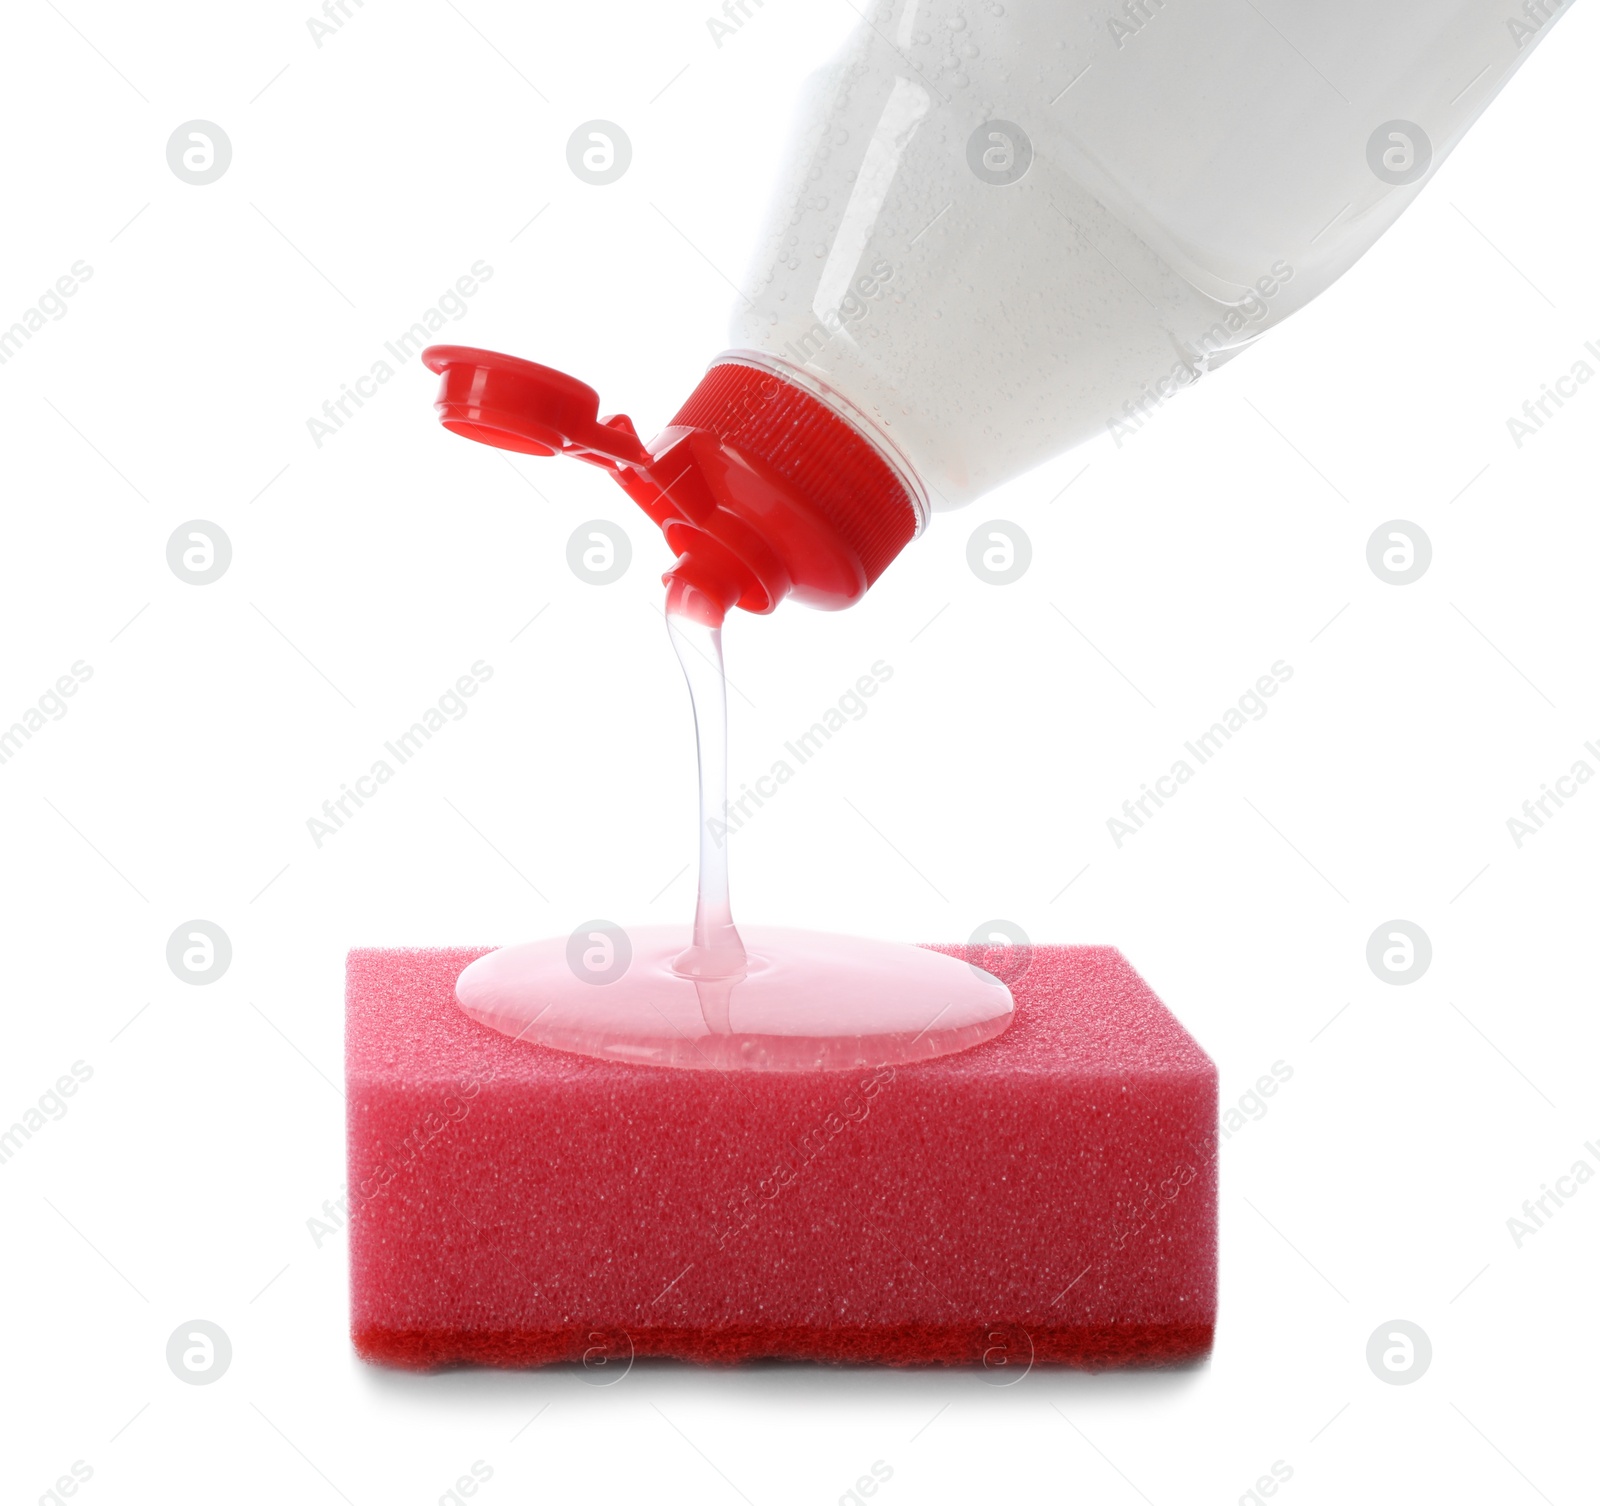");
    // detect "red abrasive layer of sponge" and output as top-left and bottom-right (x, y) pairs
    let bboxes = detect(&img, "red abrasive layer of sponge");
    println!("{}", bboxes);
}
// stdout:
(347, 945), (1217, 1370)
